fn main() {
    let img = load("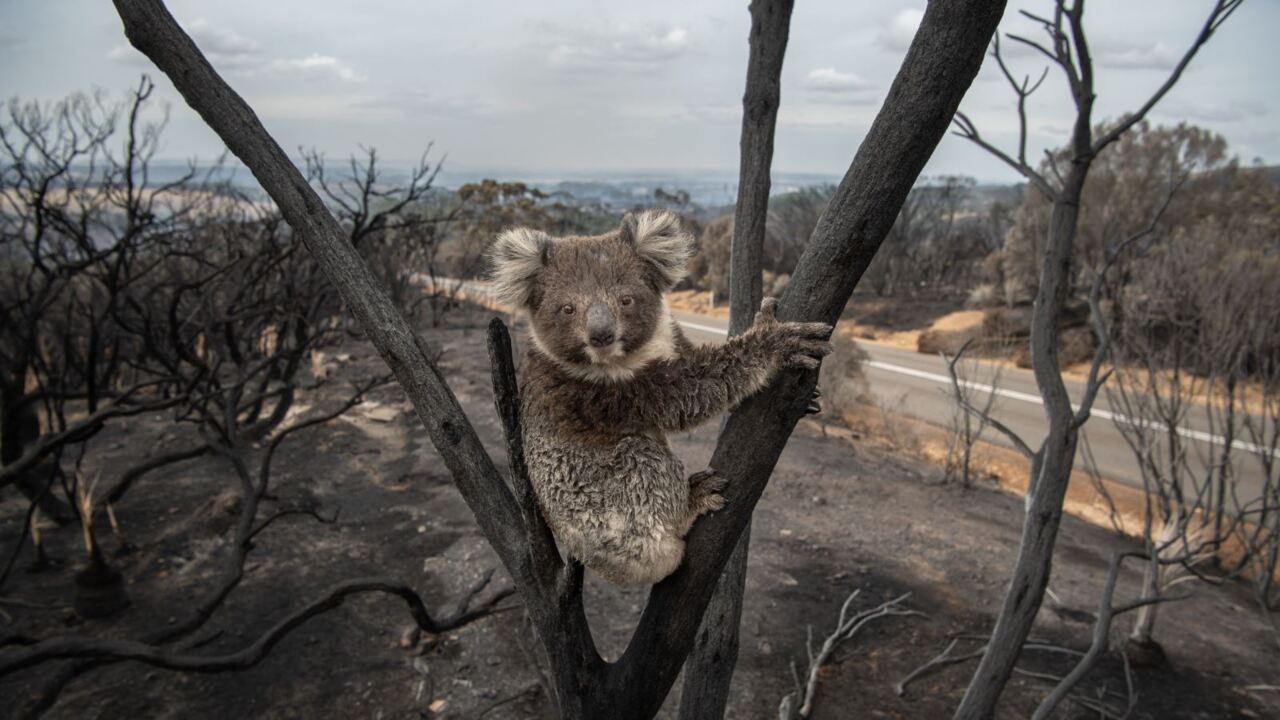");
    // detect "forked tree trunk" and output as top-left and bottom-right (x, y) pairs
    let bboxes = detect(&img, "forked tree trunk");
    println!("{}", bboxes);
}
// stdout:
(678, 2), (792, 717)
(1, 380), (75, 524)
